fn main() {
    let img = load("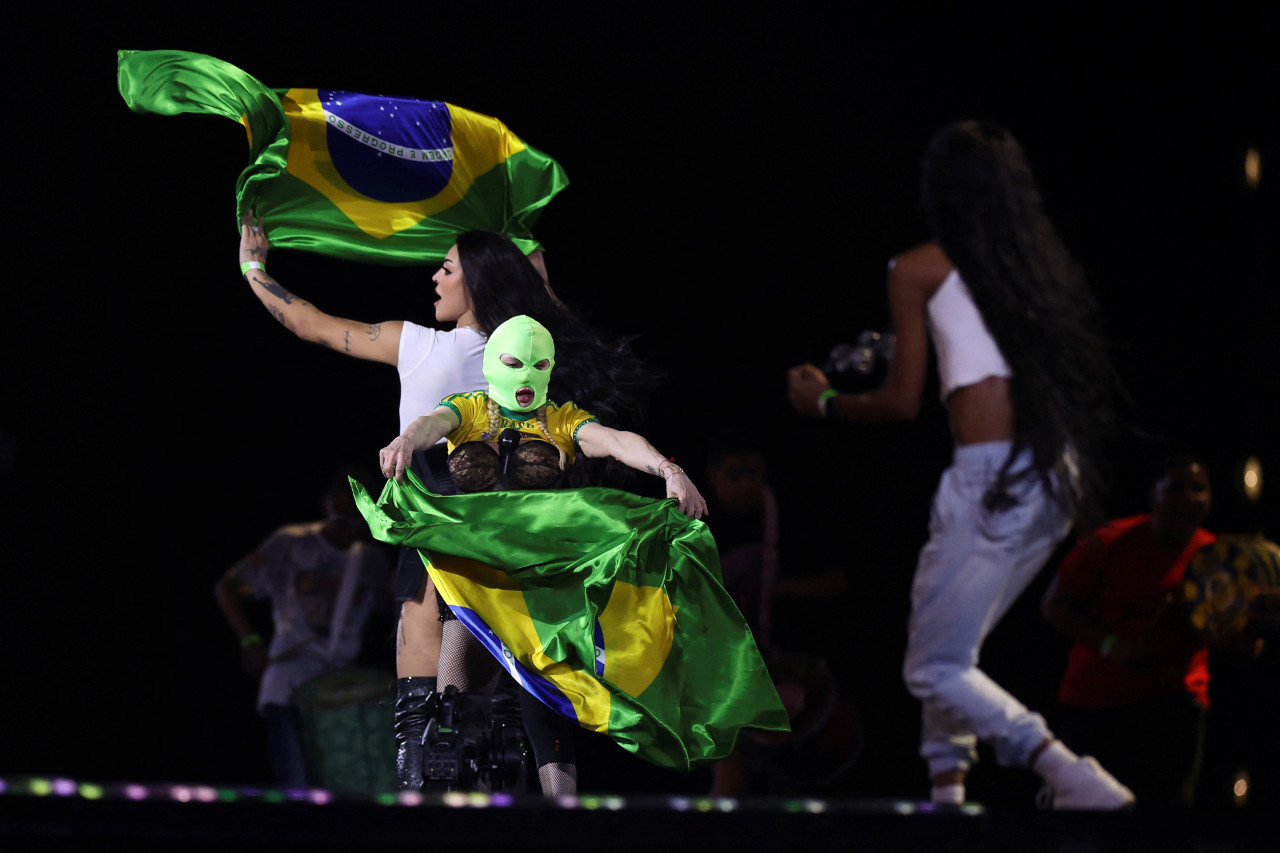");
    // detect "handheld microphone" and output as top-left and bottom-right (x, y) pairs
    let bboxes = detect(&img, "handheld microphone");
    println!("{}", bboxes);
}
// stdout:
(498, 428), (522, 476)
